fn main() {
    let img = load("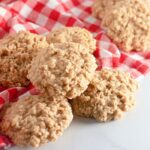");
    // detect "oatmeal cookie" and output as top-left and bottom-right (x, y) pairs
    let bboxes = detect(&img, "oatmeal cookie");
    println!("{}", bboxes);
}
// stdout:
(92, 0), (119, 21)
(71, 69), (138, 122)
(28, 42), (97, 99)
(0, 103), (11, 120)
(0, 31), (48, 87)
(0, 95), (73, 147)
(101, 0), (150, 51)
(46, 27), (96, 53)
